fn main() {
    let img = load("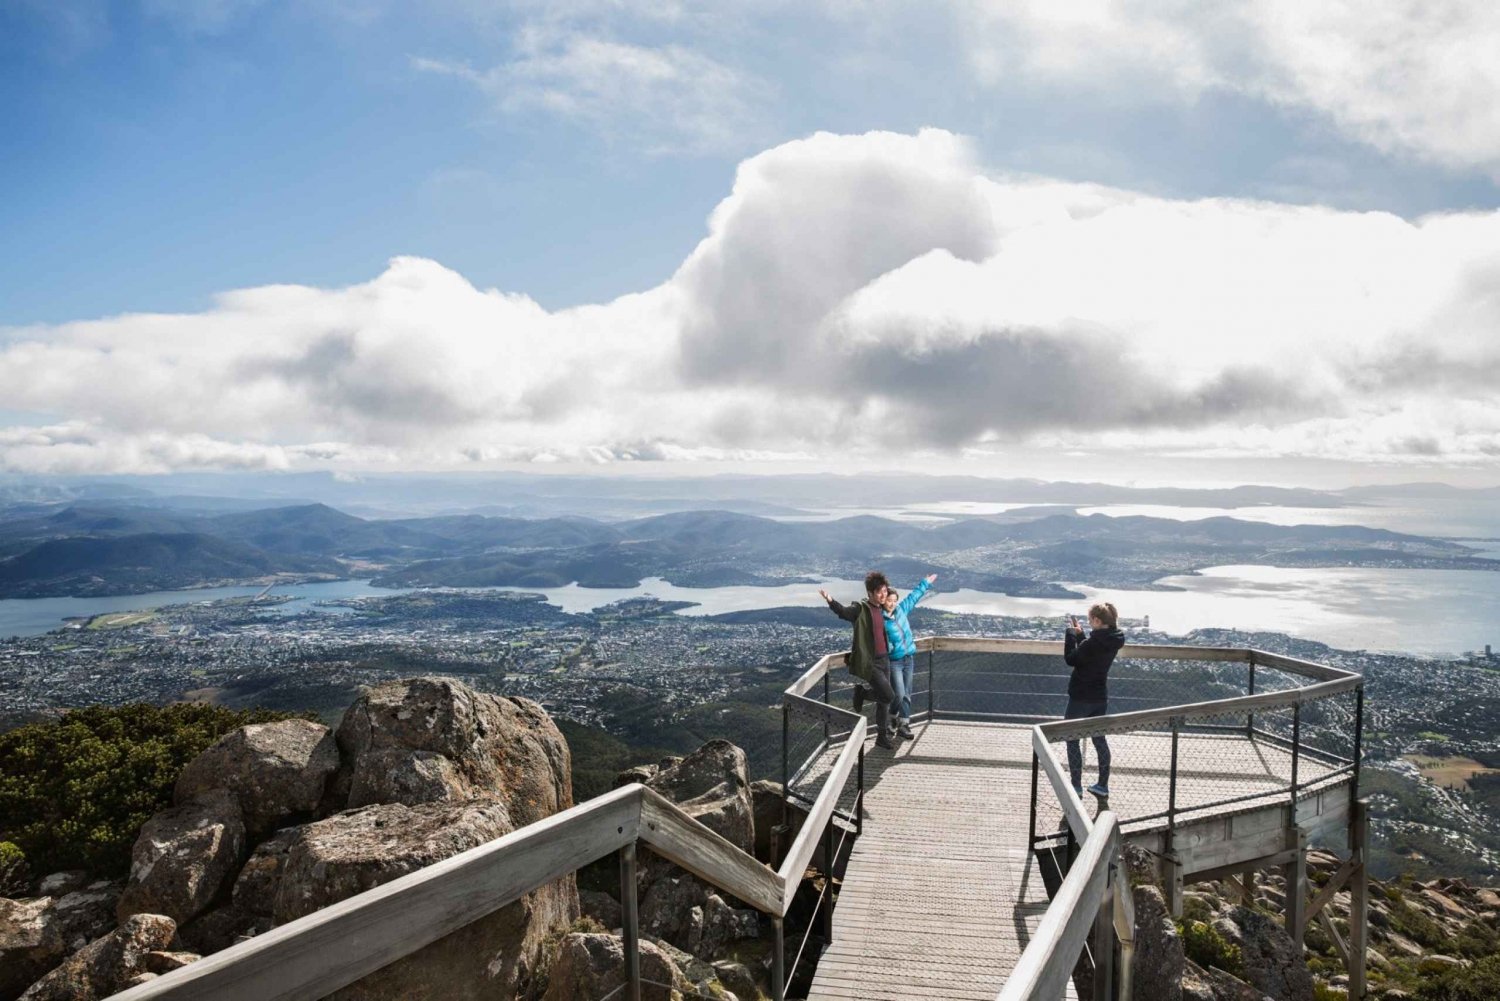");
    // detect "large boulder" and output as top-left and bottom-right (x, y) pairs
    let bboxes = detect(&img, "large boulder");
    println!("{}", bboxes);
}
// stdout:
(334, 678), (571, 822)
(0, 898), (64, 1001)
(117, 789), (246, 926)
(265, 801), (578, 1000)
(1132, 883), (1184, 1001)
(621, 741), (759, 960)
(1213, 906), (1313, 1001)
(18, 913), (177, 1001)
(641, 741), (753, 853)
(175, 719), (338, 836)
(53, 880), (123, 952)
(541, 932), (688, 1001)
